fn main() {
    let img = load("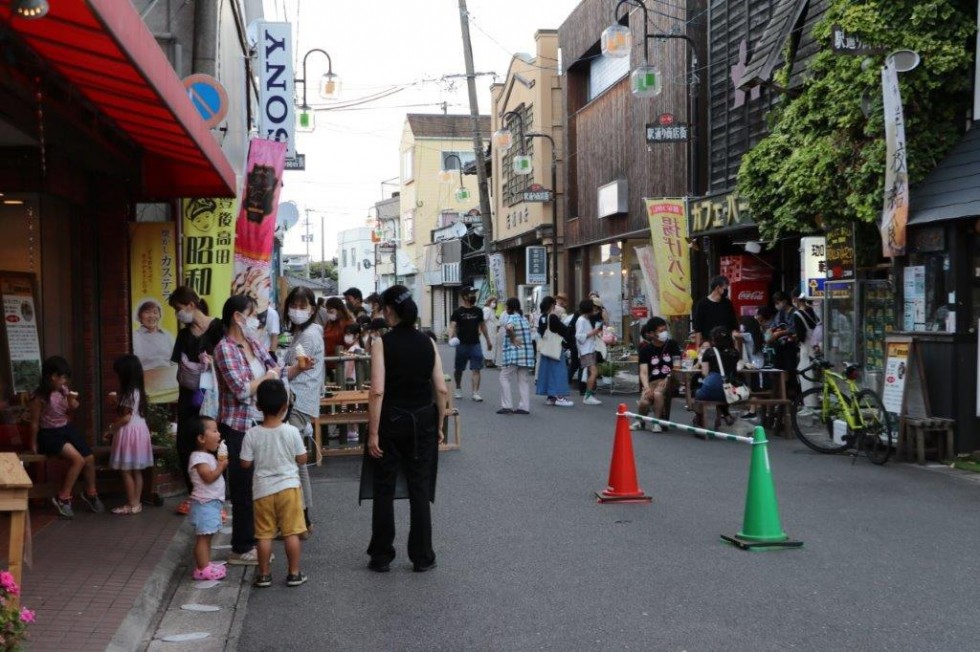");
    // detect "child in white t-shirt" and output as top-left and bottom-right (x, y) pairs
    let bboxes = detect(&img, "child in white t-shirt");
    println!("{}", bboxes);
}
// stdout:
(188, 417), (228, 581)
(241, 379), (308, 588)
